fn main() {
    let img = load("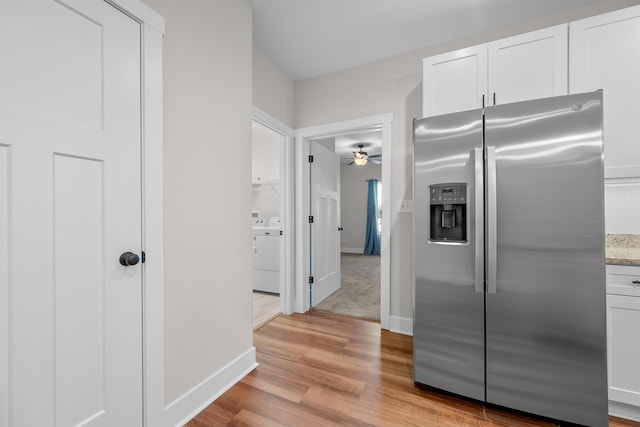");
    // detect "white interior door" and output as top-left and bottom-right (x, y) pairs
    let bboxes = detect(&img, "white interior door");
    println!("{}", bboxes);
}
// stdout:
(310, 142), (340, 306)
(0, 0), (143, 425)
